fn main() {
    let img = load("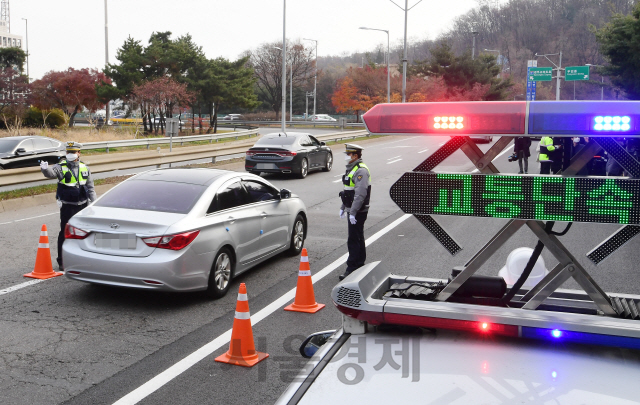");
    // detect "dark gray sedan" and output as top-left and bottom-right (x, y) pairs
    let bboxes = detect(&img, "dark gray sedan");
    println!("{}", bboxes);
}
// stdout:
(63, 168), (308, 298)
(0, 136), (64, 170)
(245, 132), (333, 178)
